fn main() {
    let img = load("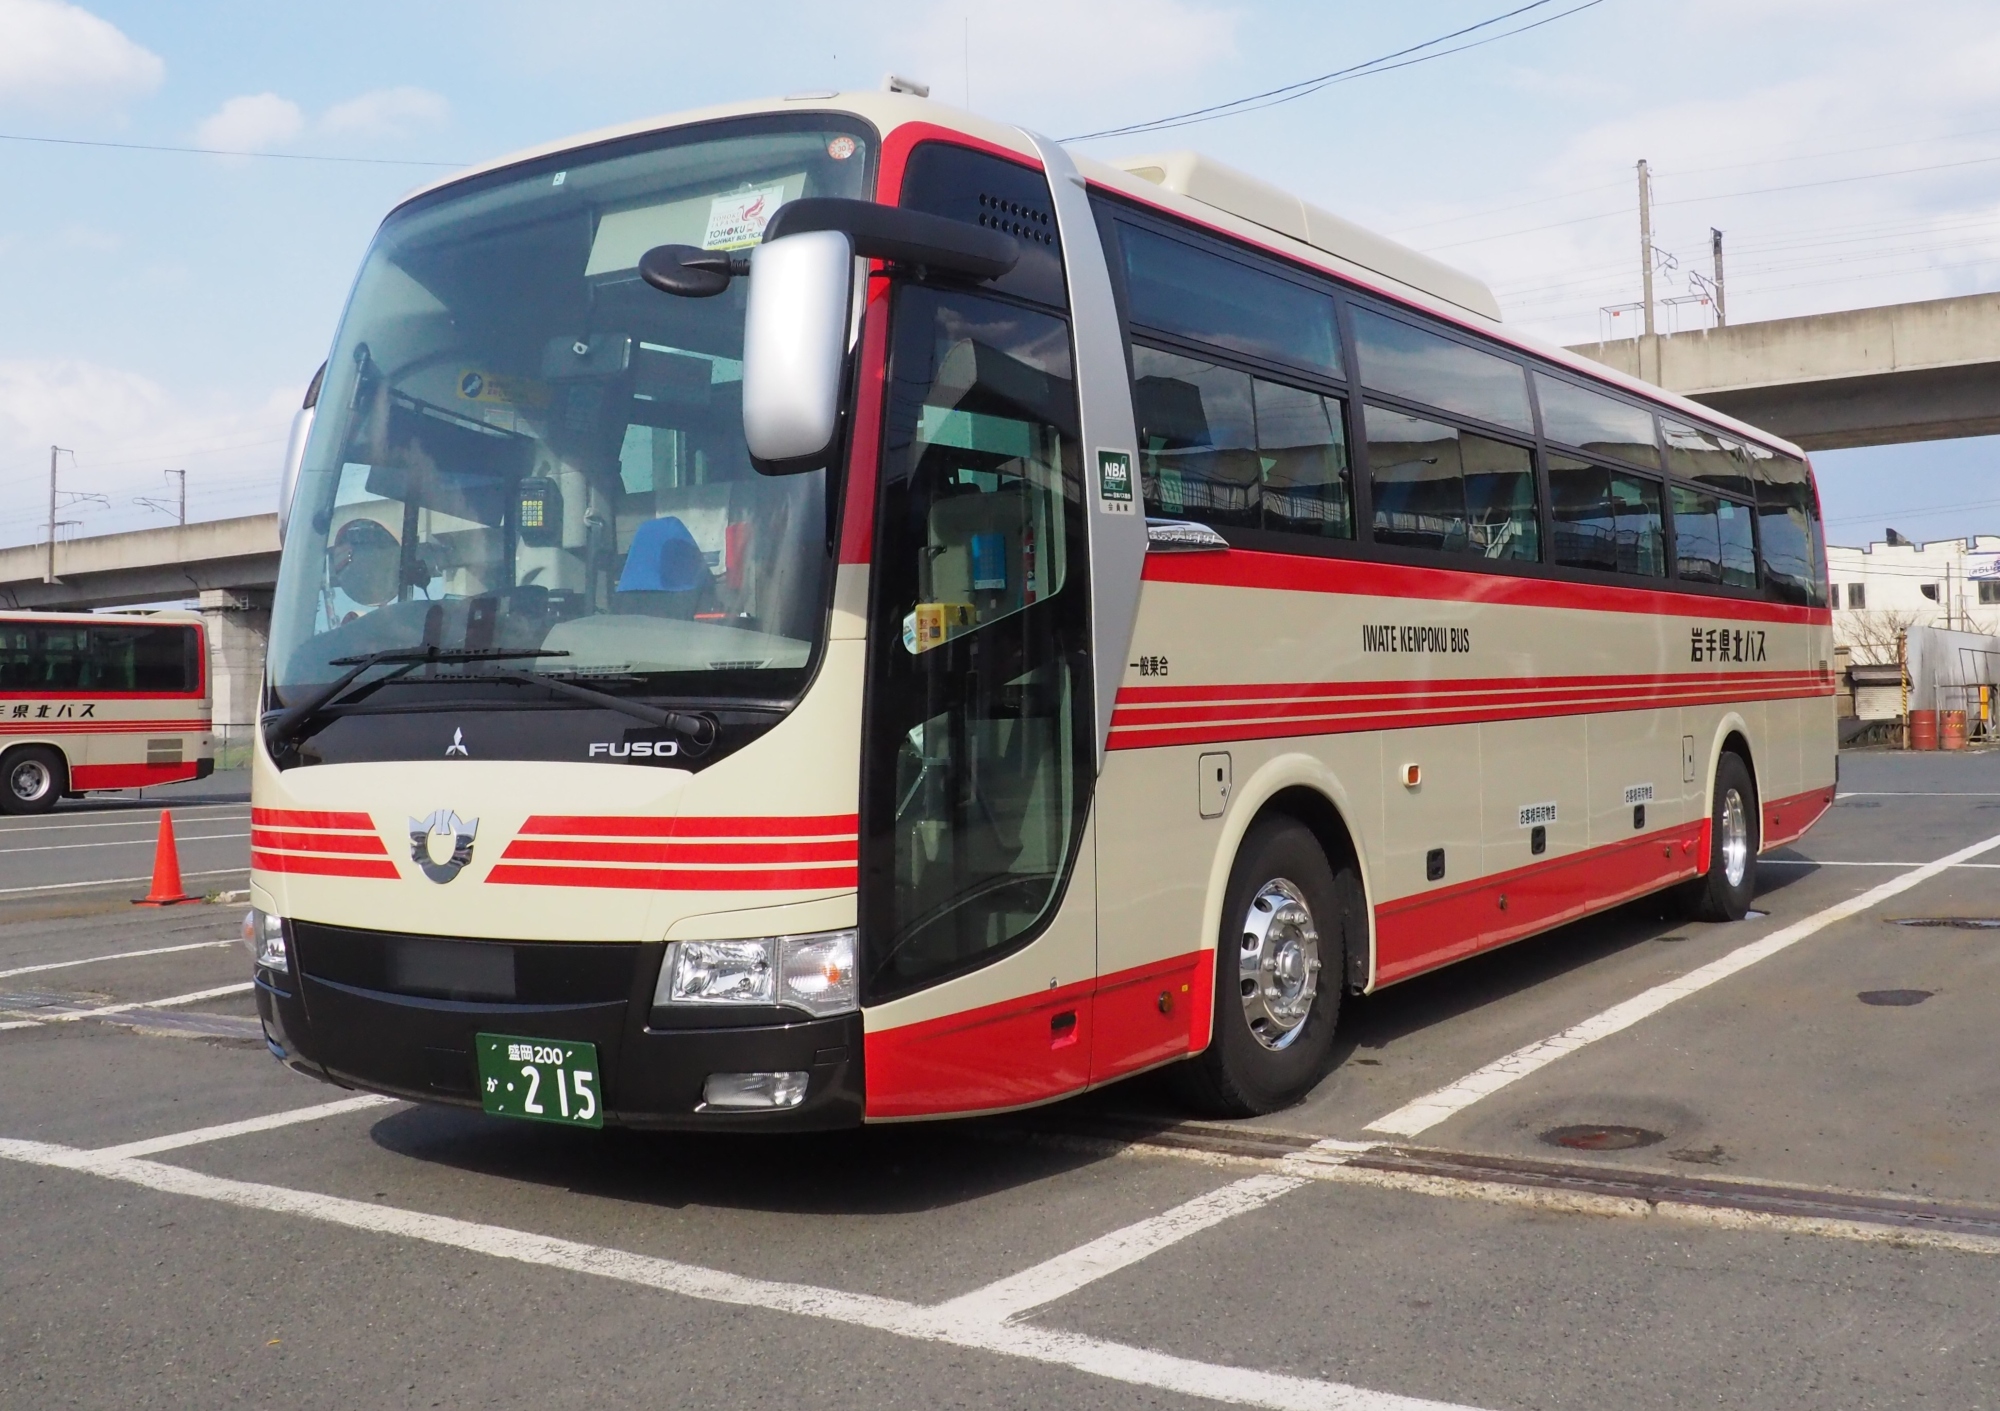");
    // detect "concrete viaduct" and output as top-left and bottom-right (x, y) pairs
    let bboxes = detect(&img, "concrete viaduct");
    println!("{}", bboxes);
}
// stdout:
(3, 289), (1994, 737)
